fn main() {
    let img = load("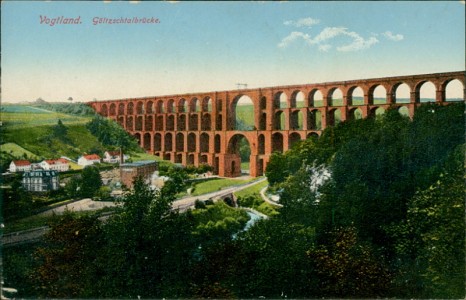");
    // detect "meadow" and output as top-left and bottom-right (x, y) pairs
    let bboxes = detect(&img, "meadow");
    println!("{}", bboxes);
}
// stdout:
(1, 105), (91, 129)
